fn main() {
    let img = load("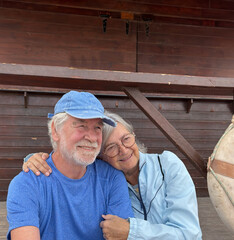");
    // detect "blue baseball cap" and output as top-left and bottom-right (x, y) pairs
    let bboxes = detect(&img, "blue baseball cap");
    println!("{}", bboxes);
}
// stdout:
(48, 91), (116, 127)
